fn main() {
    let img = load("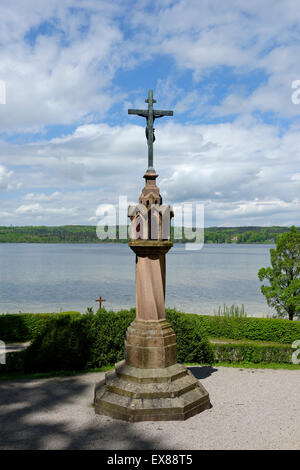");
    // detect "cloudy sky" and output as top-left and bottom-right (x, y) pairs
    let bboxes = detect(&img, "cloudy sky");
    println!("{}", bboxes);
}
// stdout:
(0, 0), (300, 227)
